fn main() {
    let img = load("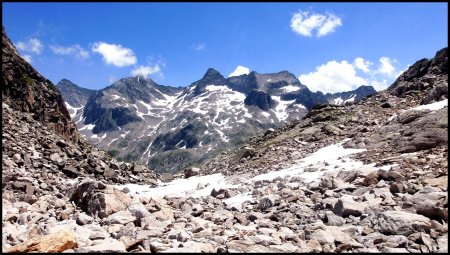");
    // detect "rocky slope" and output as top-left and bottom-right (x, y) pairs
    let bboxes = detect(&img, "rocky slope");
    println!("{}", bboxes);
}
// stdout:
(58, 69), (375, 174)
(3, 18), (447, 252)
(2, 26), (78, 143)
(2, 26), (157, 251)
